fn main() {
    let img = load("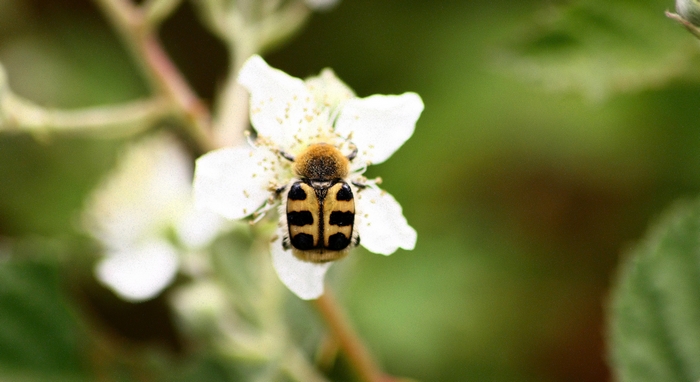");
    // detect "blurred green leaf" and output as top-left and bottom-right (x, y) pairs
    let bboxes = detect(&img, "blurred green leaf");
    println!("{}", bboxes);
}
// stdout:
(610, 199), (700, 382)
(505, 0), (700, 98)
(0, 259), (86, 381)
(0, 135), (121, 235)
